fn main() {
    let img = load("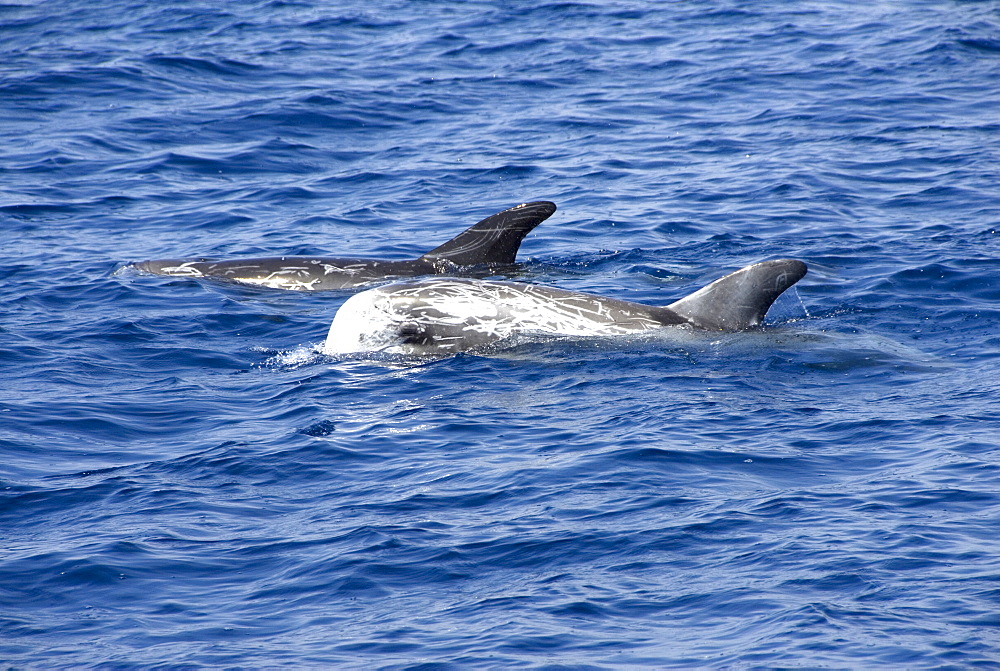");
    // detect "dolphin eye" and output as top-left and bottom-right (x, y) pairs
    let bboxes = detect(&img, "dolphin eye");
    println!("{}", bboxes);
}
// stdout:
(398, 322), (432, 346)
